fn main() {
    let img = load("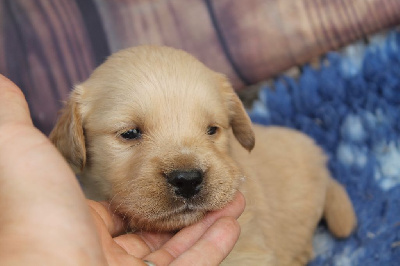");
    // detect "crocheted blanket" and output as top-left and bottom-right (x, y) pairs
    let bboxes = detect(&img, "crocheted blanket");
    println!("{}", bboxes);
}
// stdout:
(249, 31), (400, 265)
